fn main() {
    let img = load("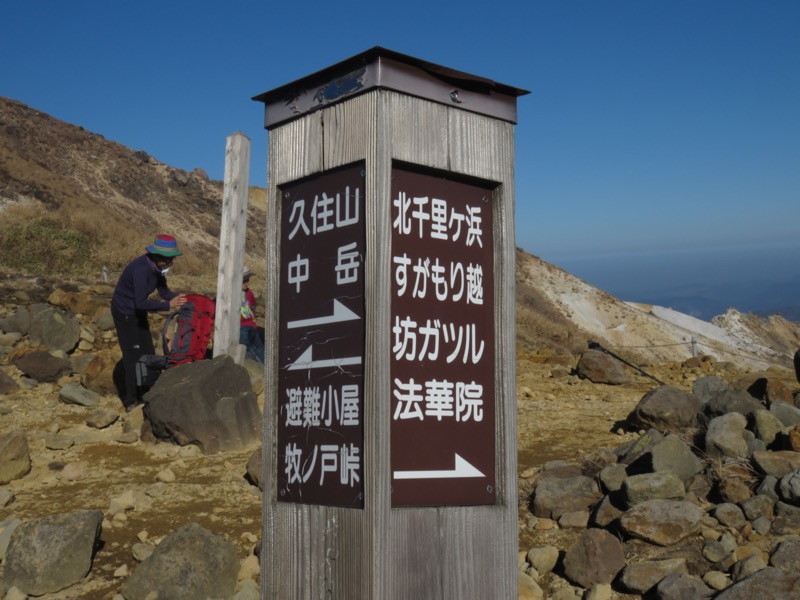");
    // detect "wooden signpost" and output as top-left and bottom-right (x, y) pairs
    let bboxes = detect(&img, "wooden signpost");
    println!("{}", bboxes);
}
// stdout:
(213, 131), (250, 363)
(254, 47), (528, 600)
